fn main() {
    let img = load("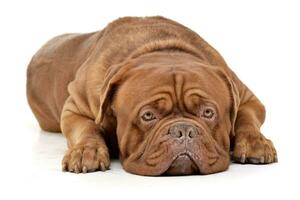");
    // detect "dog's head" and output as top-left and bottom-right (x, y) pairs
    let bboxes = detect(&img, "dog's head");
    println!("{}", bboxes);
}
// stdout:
(96, 52), (239, 176)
